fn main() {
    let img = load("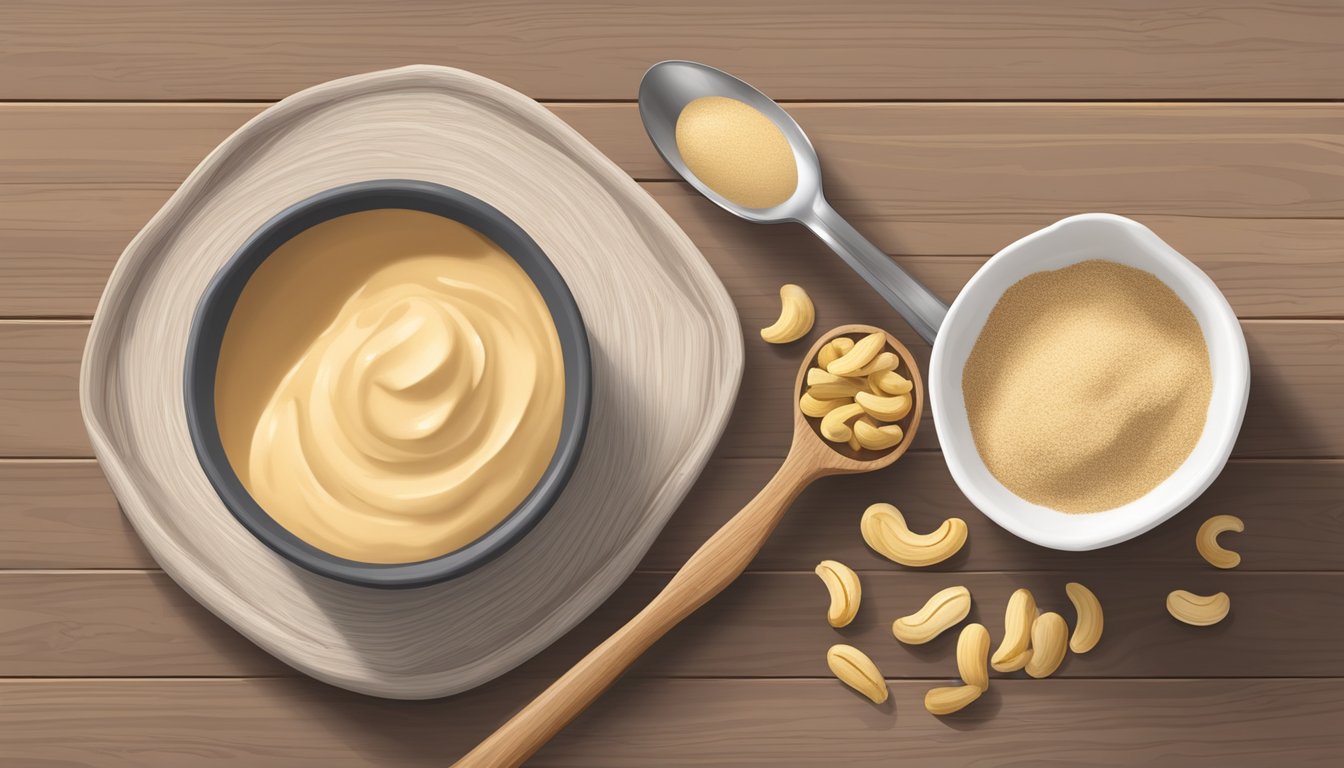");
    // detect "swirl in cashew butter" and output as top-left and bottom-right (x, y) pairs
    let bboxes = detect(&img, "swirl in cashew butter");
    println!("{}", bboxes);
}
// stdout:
(215, 209), (564, 563)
